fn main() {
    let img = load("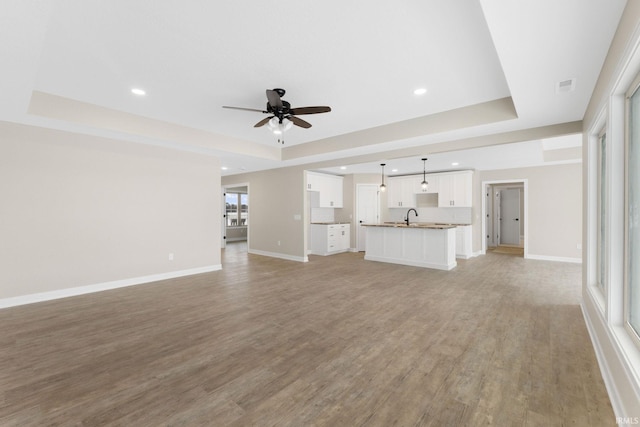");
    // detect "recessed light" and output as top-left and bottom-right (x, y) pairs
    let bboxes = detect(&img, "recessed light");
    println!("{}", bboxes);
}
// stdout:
(413, 87), (427, 96)
(131, 88), (146, 96)
(340, 166), (347, 170)
(451, 162), (459, 166)
(221, 166), (228, 170)
(391, 169), (398, 172)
